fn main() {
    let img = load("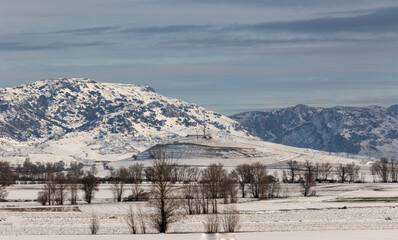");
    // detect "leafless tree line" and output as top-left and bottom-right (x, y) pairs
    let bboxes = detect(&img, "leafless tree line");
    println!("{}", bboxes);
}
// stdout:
(37, 162), (102, 205)
(282, 160), (362, 184)
(280, 160), (363, 196)
(371, 157), (398, 183)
